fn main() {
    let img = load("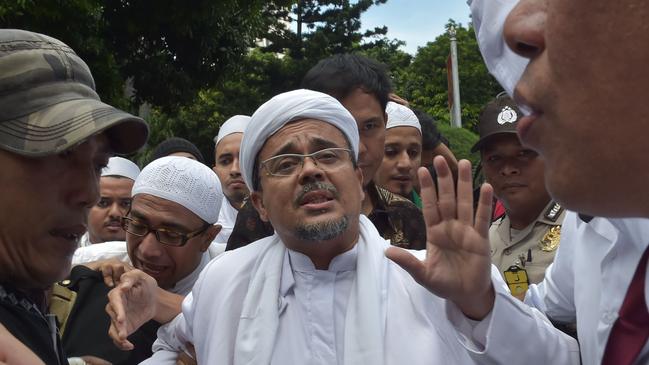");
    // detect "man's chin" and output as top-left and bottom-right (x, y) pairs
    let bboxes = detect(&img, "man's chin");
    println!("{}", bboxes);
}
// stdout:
(295, 216), (349, 242)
